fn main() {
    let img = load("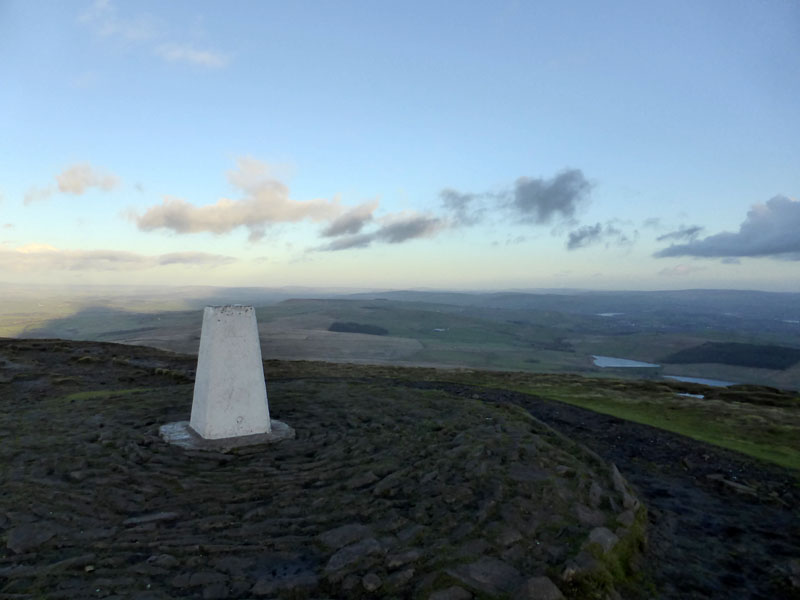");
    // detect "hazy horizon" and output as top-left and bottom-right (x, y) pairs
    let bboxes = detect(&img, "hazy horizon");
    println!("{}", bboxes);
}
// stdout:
(2, 1), (798, 291)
